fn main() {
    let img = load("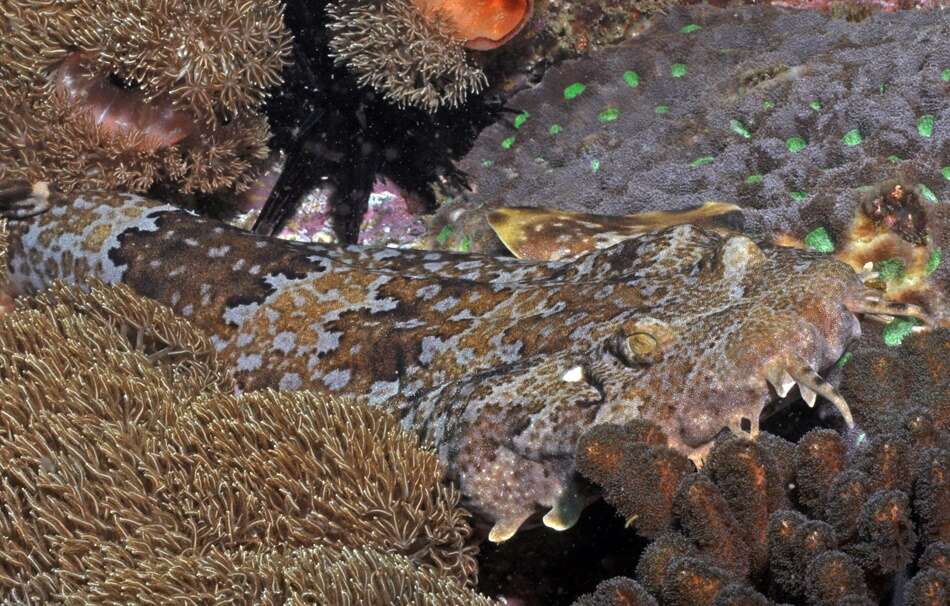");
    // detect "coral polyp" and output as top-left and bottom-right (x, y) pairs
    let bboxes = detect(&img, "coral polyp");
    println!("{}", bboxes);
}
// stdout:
(435, 4), (950, 286)
(326, 0), (496, 111)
